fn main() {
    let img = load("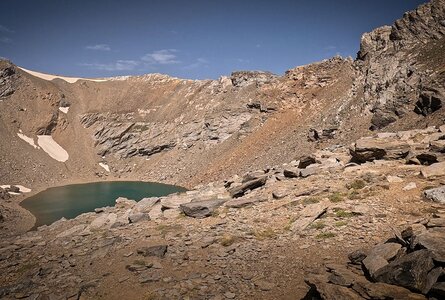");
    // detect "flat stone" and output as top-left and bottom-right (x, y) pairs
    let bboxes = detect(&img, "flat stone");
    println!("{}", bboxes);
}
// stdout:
(128, 212), (150, 224)
(368, 242), (402, 261)
(362, 255), (388, 278)
(283, 168), (300, 178)
(300, 166), (319, 178)
(413, 227), (445, 262)
(403, 182), (417, 191)
(228, 176), (267, 198)
(180, 198), (226, 218)
(387, 175), (404, 183)
(225, 197), (260, 208)
(137, 245), (168, 258)
(421, 162), (445, 178)
(426, 218), (445, 228)
(291, 201), (329, 232)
